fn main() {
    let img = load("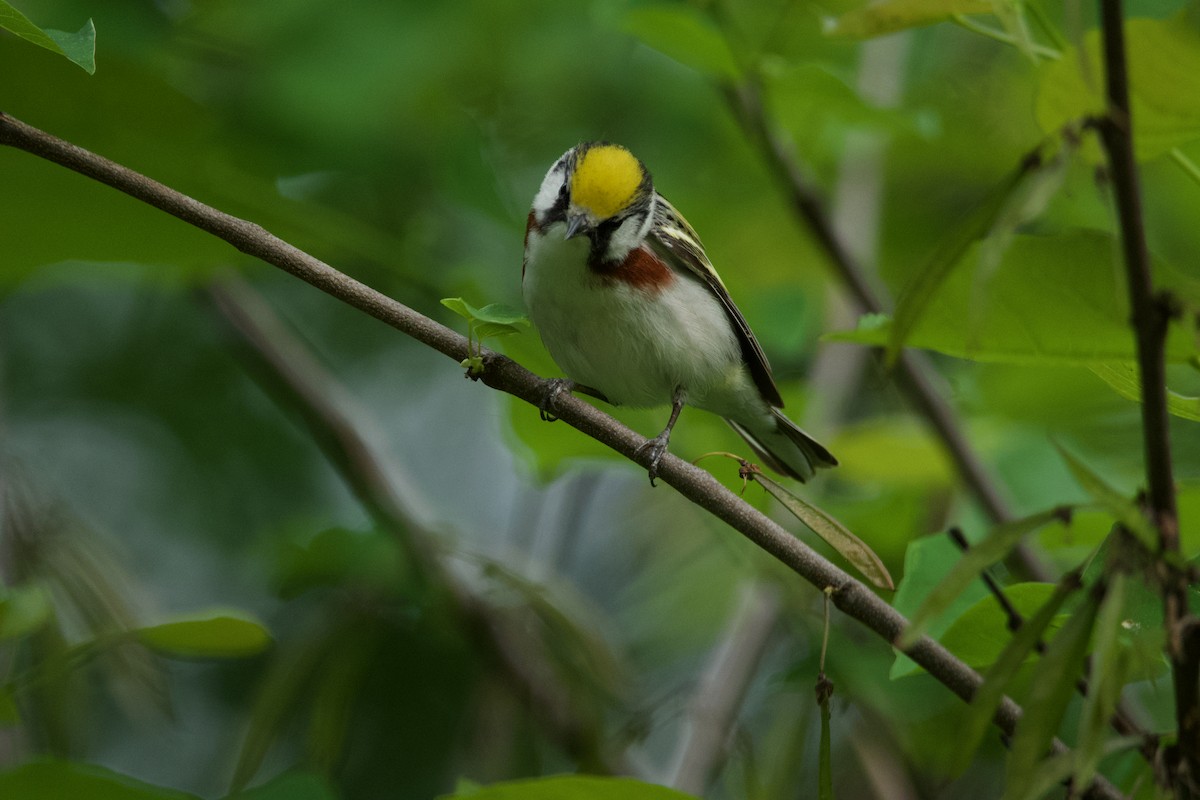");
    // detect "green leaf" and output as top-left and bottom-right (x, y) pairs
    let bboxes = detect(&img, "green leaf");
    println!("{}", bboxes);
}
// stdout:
(1055, 444), (1156, 550)
(890, 534), (990, 678)
(472, 321), (527, 340)
(938, 583), (1064, 668)
(0, 582), (53, 641)
(440, 296), (482, 321)
(890, 136), (1079, 365)
(1036, 14), (1200, 162)
(826, 231), (1199, 365)
(898, 508), (1068, 648)
(136, 610), (273, 659)
(442, 298), (529, 351)
(0, 760), (199, 799)
(888, 160), (1033, 365)
(222, 772), (338, 800)
(950, 577), (1079, 774)
(826, 0), (994, 38)
(1073, 574), (1134, 790)
(437, 775), (700, 800)
(765, 63), (924, 142)
(472, 303), (529, 327)
(754, 472), (894, 590)
(1004, 587), (1102, 800)
(1088, 362), (1200, 422)
(623, 5), (738, 78)
(0, 2), (95, 73)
